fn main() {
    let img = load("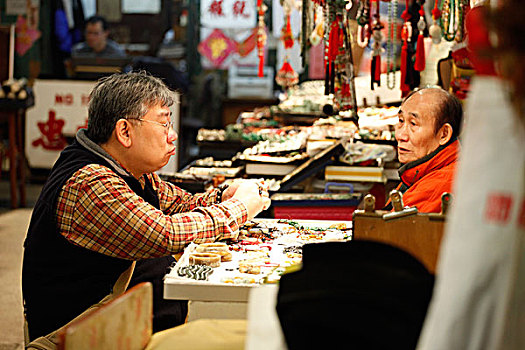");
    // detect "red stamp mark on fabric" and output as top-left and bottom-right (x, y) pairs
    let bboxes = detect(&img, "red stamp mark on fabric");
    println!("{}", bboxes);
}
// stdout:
(484, 193), (513, 224)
